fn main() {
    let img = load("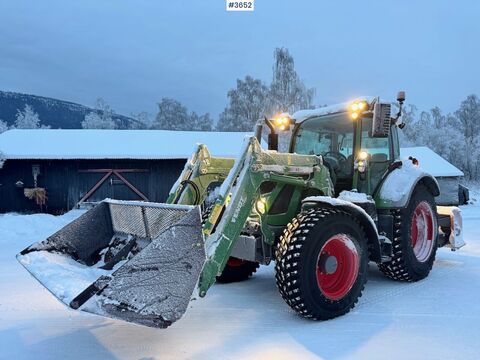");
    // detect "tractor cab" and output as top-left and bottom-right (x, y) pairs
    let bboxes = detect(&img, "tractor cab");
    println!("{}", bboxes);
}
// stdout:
(289, 95), (403, 196)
